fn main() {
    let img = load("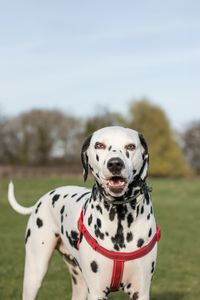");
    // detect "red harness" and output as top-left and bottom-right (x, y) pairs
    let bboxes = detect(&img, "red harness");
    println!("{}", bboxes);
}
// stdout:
(77, 209), (161, 291)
